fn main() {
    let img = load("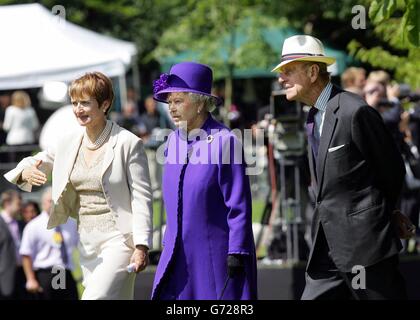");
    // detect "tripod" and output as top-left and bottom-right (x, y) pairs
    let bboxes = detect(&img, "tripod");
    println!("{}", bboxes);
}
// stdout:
(255, 125), (307, 263)
(255, 140), (277, 252)
(277, 153), (304, 263)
